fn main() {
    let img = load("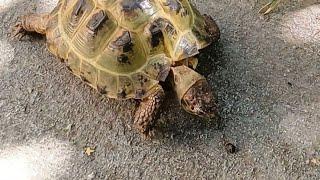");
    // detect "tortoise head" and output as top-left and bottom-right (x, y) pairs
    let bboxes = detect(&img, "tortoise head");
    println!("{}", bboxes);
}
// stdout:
(171, 65), (217, 119)
(181, 79), (217, 118)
